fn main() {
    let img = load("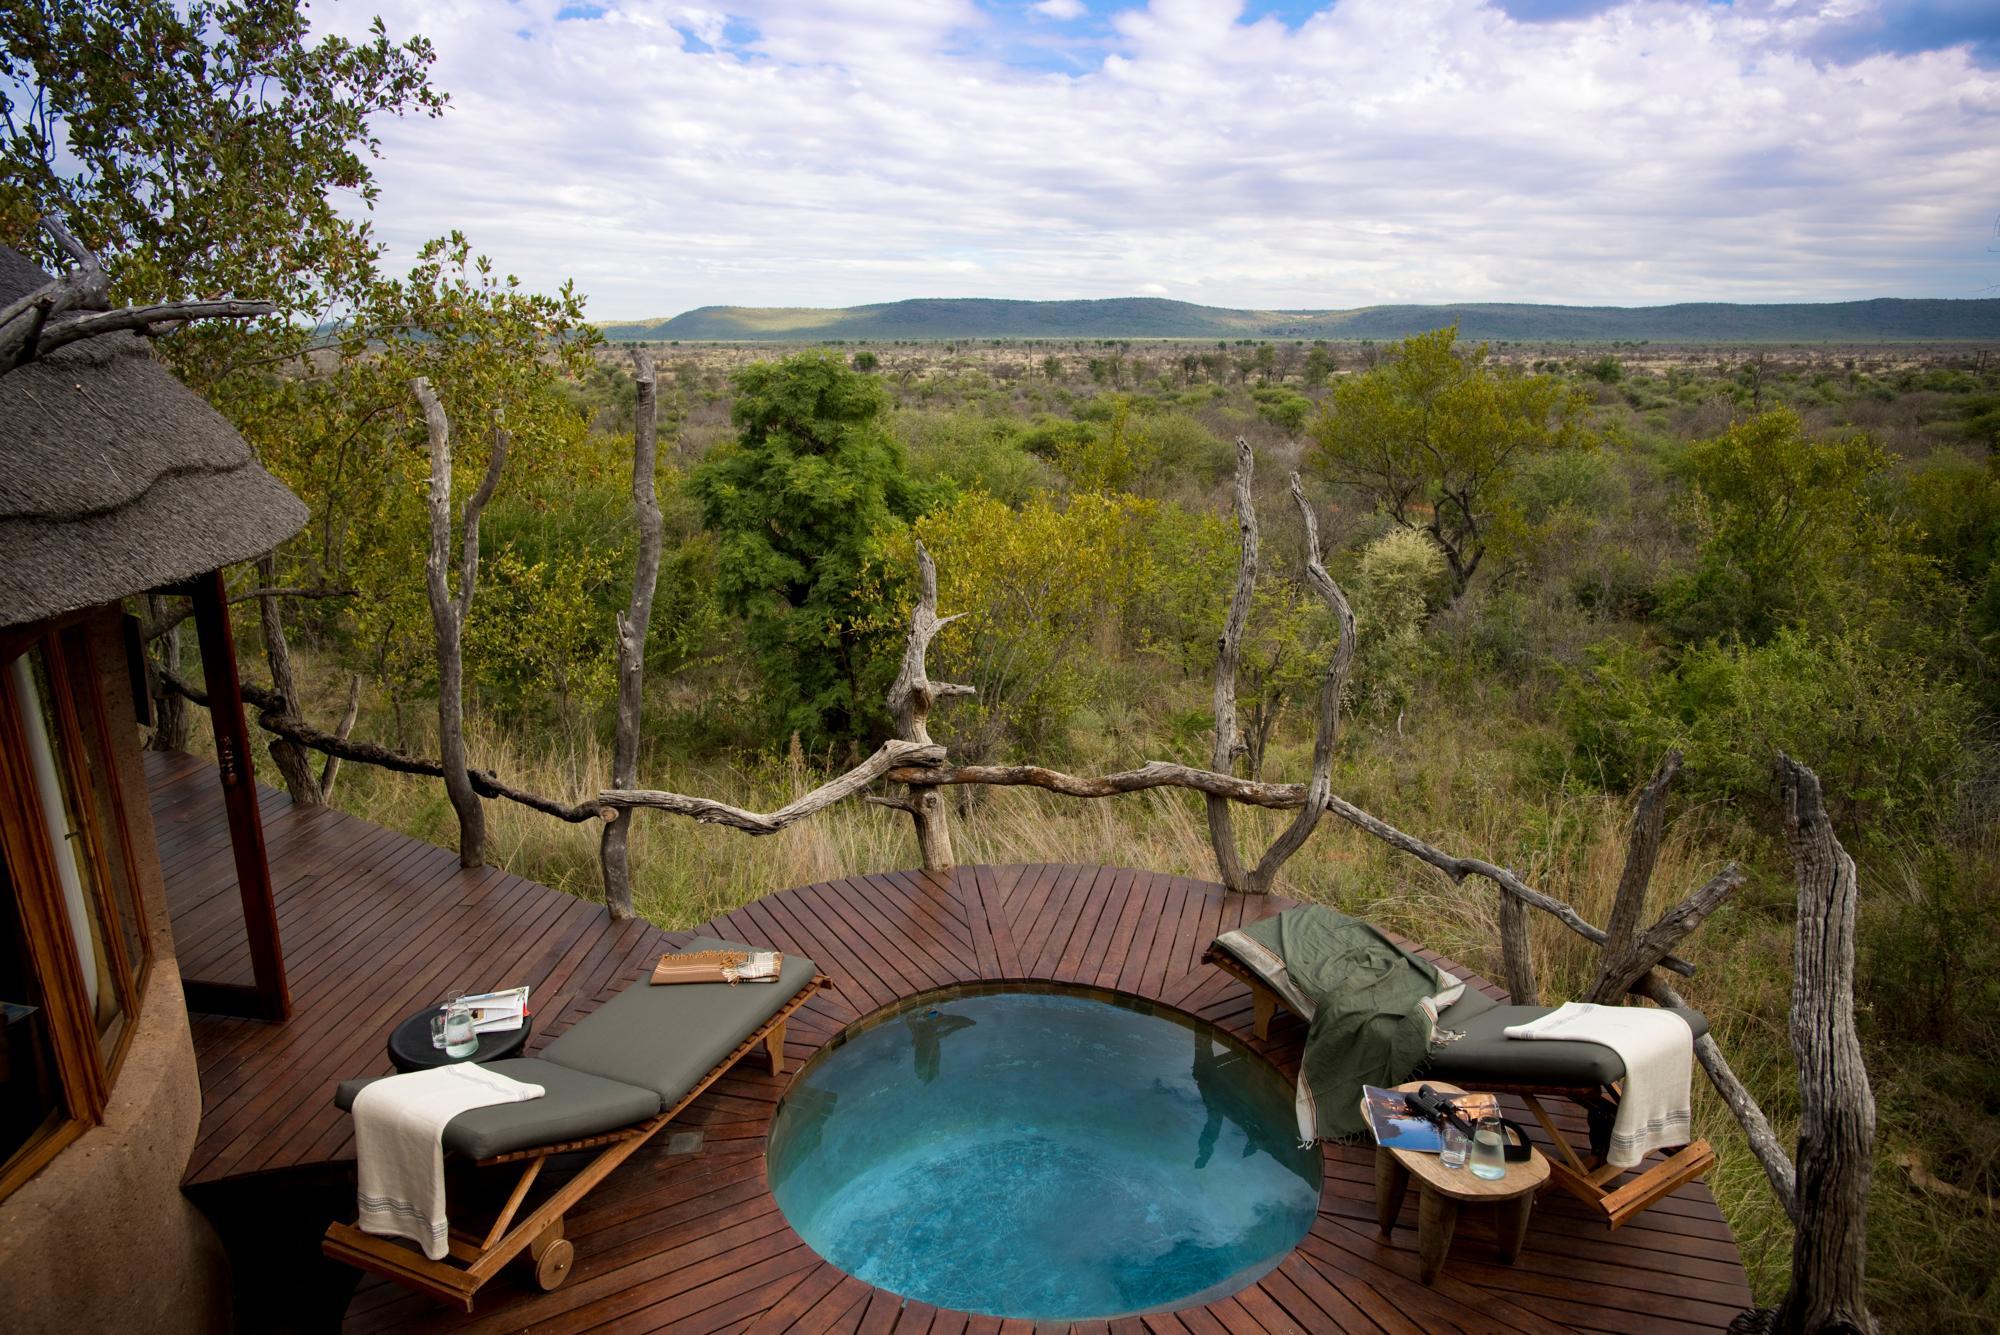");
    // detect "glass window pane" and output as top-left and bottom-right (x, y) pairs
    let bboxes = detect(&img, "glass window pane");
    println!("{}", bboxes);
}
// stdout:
(56, 629), (147, 985)
(6, 653), (124, 1056)
(0, 852), (68, 1173)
